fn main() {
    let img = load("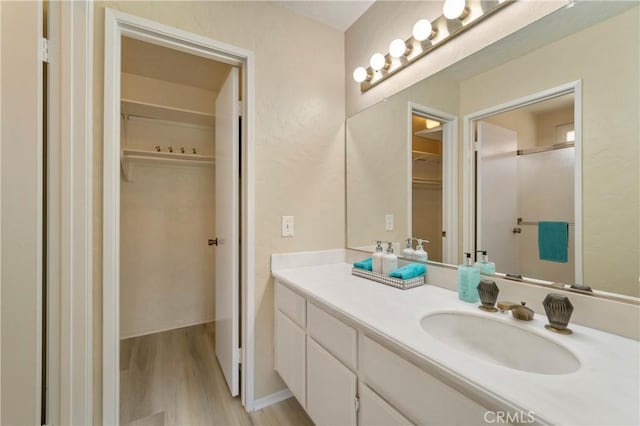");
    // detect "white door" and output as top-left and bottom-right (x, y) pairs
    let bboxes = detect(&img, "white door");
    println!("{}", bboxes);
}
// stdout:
(476, 121), (518, 274)
(1, 1), (44, 424)
(215, 67), (240, 396)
